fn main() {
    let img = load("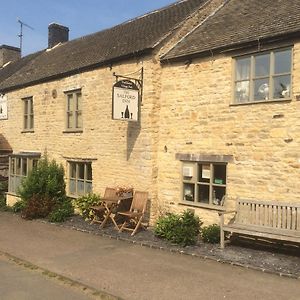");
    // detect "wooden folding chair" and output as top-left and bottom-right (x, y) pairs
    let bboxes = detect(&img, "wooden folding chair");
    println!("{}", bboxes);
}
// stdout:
(90, 187), (117, 225)
(118, 191), (148, 236)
